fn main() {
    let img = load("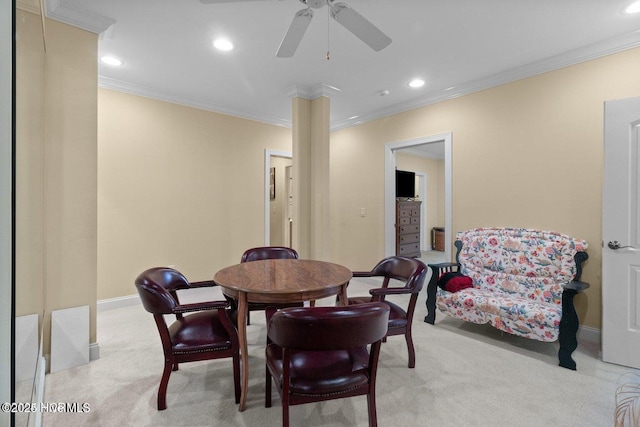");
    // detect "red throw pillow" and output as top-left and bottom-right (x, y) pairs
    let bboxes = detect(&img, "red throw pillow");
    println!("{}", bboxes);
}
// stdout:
(445, 275), (473, 292)
(438, 271), (473, 293)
